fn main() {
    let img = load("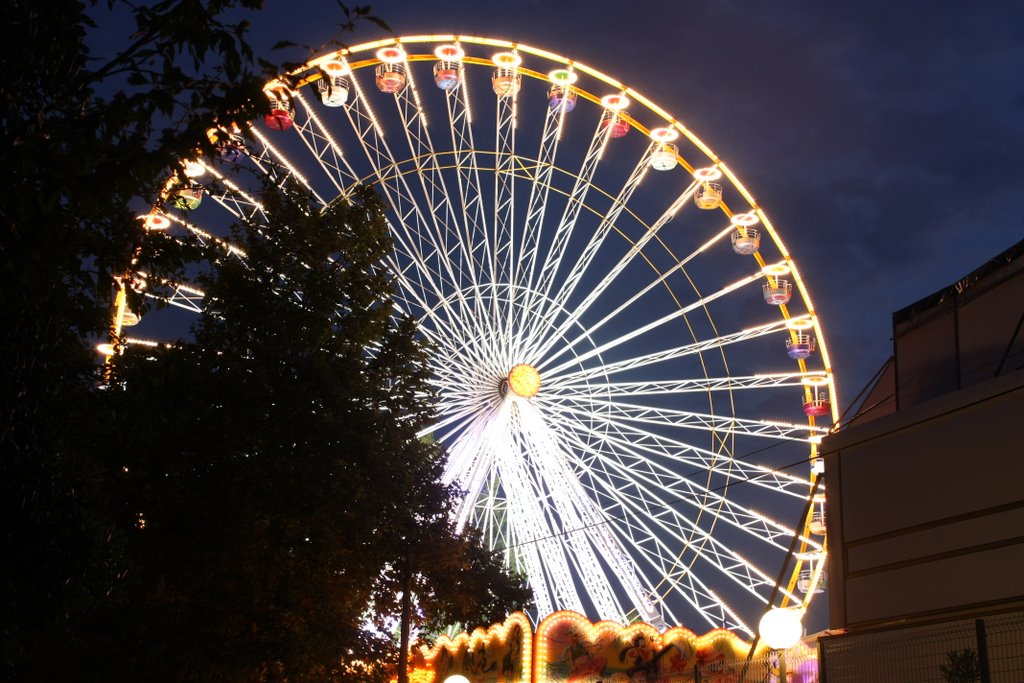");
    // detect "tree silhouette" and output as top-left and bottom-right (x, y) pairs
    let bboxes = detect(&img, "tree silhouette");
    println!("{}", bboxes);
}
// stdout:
(2, 2), (528, 678)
